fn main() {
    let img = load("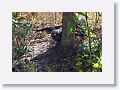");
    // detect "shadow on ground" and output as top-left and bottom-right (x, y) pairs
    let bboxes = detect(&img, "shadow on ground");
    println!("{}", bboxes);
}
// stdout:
(31, 42), (77, 72)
